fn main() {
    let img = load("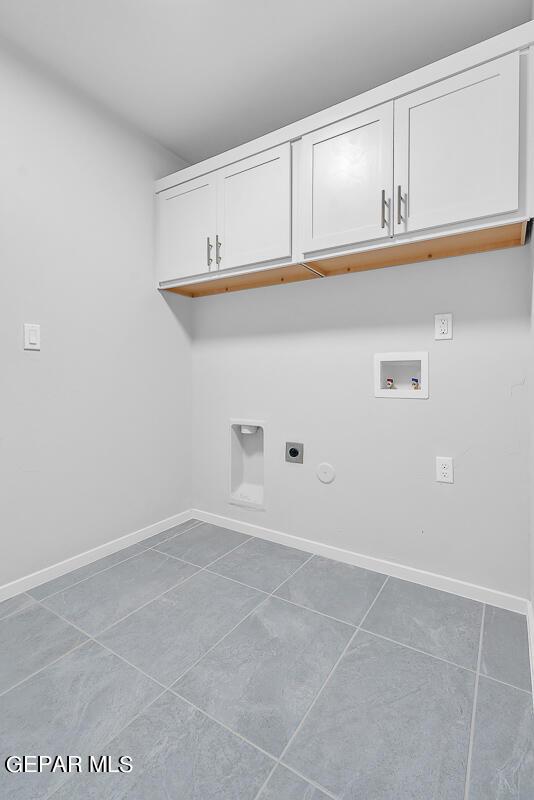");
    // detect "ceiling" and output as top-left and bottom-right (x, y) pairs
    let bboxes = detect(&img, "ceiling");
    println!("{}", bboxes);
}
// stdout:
(0, 0), (531, 164)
